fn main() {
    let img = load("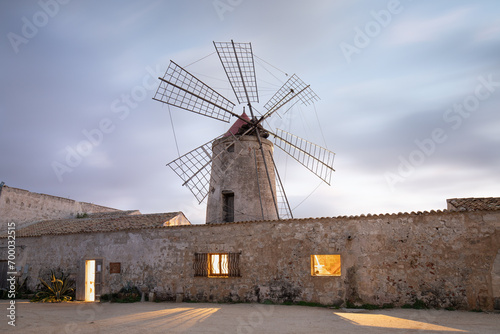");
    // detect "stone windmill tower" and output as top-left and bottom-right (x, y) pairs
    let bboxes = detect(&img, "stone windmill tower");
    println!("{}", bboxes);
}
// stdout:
(206, 113), (278, 223)
(153, 41), (335, 224)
